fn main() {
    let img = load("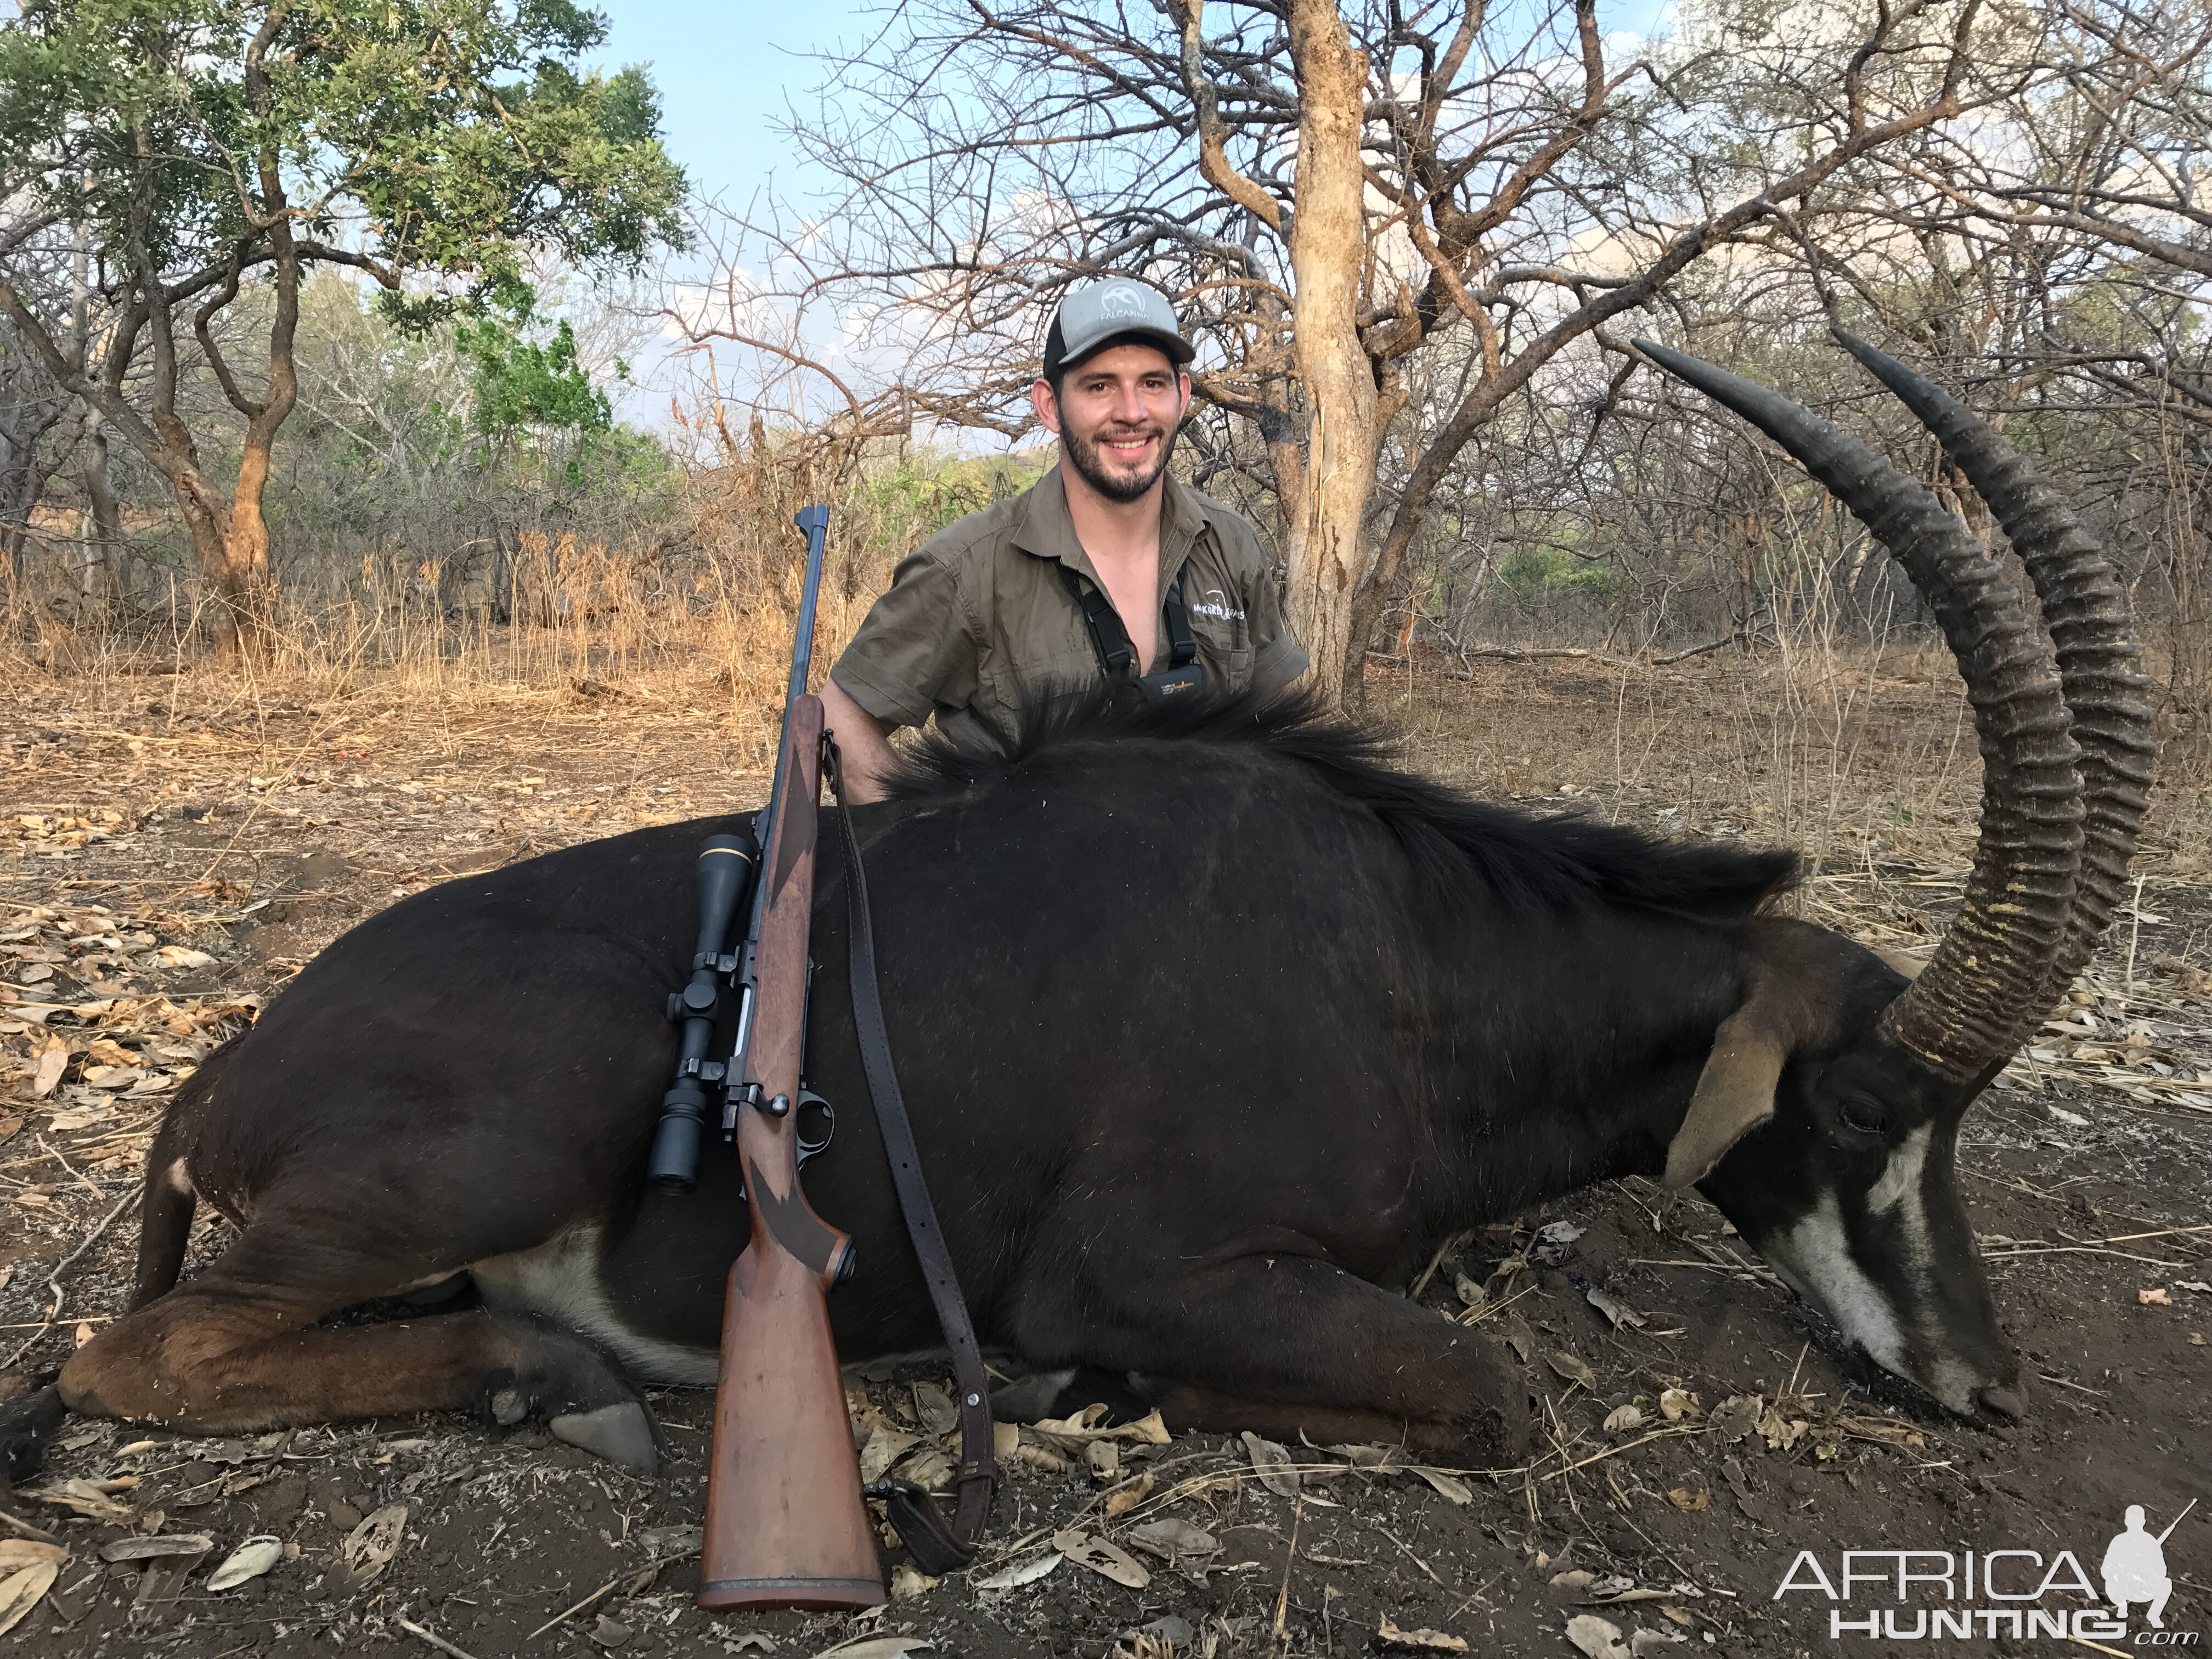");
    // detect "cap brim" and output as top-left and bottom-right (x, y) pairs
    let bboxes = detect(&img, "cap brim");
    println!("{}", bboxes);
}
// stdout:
(1053, 328), (1195, 376)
